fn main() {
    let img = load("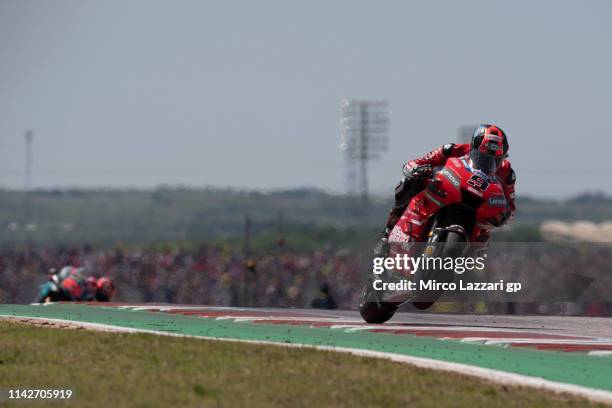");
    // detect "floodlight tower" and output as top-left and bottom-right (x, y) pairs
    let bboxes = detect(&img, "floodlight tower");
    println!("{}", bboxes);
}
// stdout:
(340, 100), (390, 221)
(24, 130), (35, 227)
(25, 130), (34, 191)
